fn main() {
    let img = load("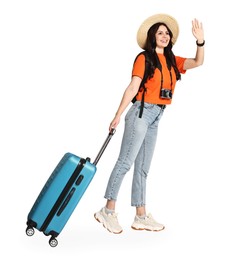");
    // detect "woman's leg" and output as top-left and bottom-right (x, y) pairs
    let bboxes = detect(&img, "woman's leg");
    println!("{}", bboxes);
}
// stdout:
(104, 101), (148, 203)
(131, 104), (165, 231)
(94, 102), (148, 233)
(131, 104), (163, 208)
